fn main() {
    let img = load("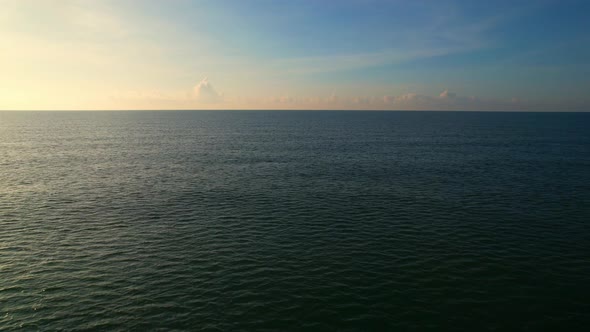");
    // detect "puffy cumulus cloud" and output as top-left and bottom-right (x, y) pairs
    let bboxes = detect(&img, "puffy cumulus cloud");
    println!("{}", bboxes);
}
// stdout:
(439, 90), (457, 98)
(194, 77), (223, 103)
(111, 78), (226, 109)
